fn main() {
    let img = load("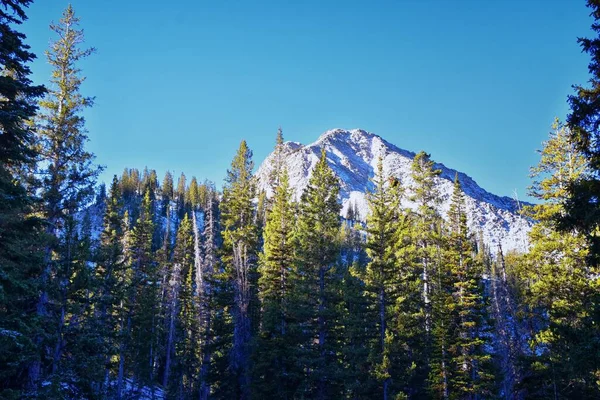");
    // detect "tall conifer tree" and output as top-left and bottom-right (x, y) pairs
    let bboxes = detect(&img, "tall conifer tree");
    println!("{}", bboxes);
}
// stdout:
(32, 4), (101, 389)
(219, 140), (258, 399)
(93, 176), (127, 395)
(167, 214), (200, 398)
(128, 190), (159, 390)
(161, 171), (174, 215)
(409, 151), (443, 395)
(364, 157), (402, 400)
(410, 151), (442, 334)
(199, 188), (219, 400)
(565, 0), (600, 264)
(254, 167), (297, 397)
(445, 175), (495, 398)
(292, 149), (342, 399)
(0, 0), (46, 395)
(522, 121), (599, 398)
